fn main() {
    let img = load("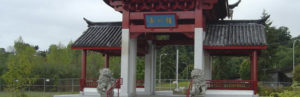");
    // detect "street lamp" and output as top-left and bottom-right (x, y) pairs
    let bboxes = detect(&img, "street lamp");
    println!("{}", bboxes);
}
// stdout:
(159, 53), (167, 83)
(293, 39), (300, 73)
(176, 49), (179, 90)
(44, 78), (50, 96)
